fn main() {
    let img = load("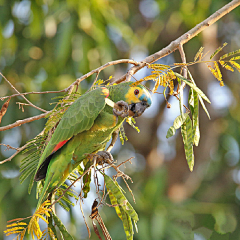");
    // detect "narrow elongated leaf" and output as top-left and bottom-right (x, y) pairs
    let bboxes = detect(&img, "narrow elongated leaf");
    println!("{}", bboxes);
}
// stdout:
(177, 77), (184, 119)
(188, 87), (200, 146)
(199, 95), (211, 119)
(28, 174), (35, 194)
(119, 206), (133, 240)
(52, 212), (74, 240)
(192, 89), (200, 146)
(104, 175), (138, 221)
(188, 71), (201, 146)
(230, 60), (240, 71)
(230, 56), (240, 61)
(194, 47), (204, 62)
(219, 60), (234, 72)
(210, 42), (227, 60)
(214, 61), (222, 81)
(181, 116), (194, 171)
(108, 188), (133, 240)
(188, 87), (194, 112)
(219, 49), (240, 60)
(108, 189), (123, 220)
(175, 73), (211, 103)
(188, 71), (211, 120)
